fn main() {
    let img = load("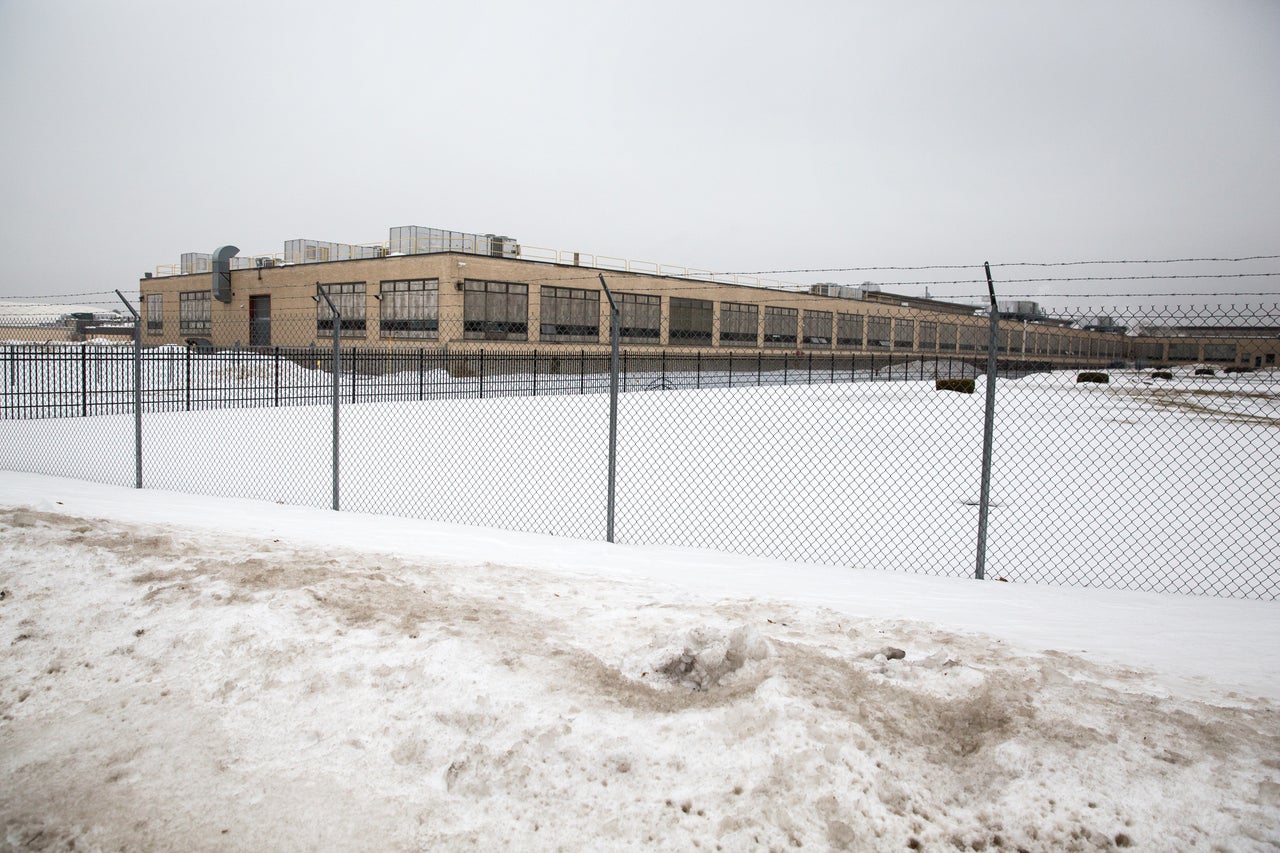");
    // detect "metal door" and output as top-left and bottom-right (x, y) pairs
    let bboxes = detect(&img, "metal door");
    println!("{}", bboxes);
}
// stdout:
(250, 295), (271, 347)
